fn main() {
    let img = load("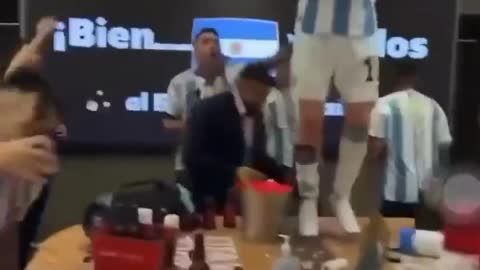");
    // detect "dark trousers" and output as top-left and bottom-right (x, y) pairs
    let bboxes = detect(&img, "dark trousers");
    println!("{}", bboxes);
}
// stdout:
(19, 182), (51, 269)
(381, 200), (417, 217)
(381, 193), (444, 231)
(0, 223), (19, 270)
